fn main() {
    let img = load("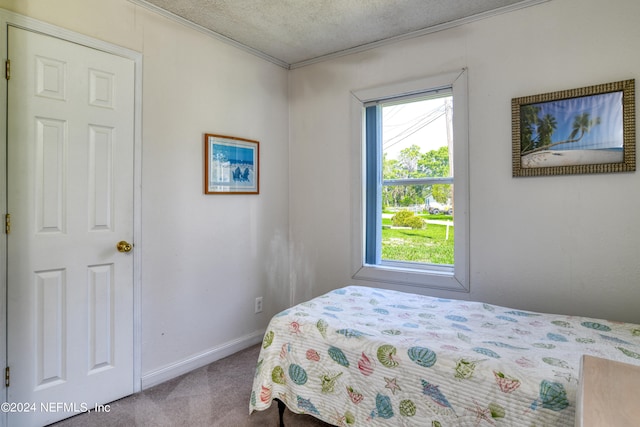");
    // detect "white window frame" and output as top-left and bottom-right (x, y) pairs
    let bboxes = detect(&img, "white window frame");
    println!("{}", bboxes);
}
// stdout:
(350, 69), (469, 292)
